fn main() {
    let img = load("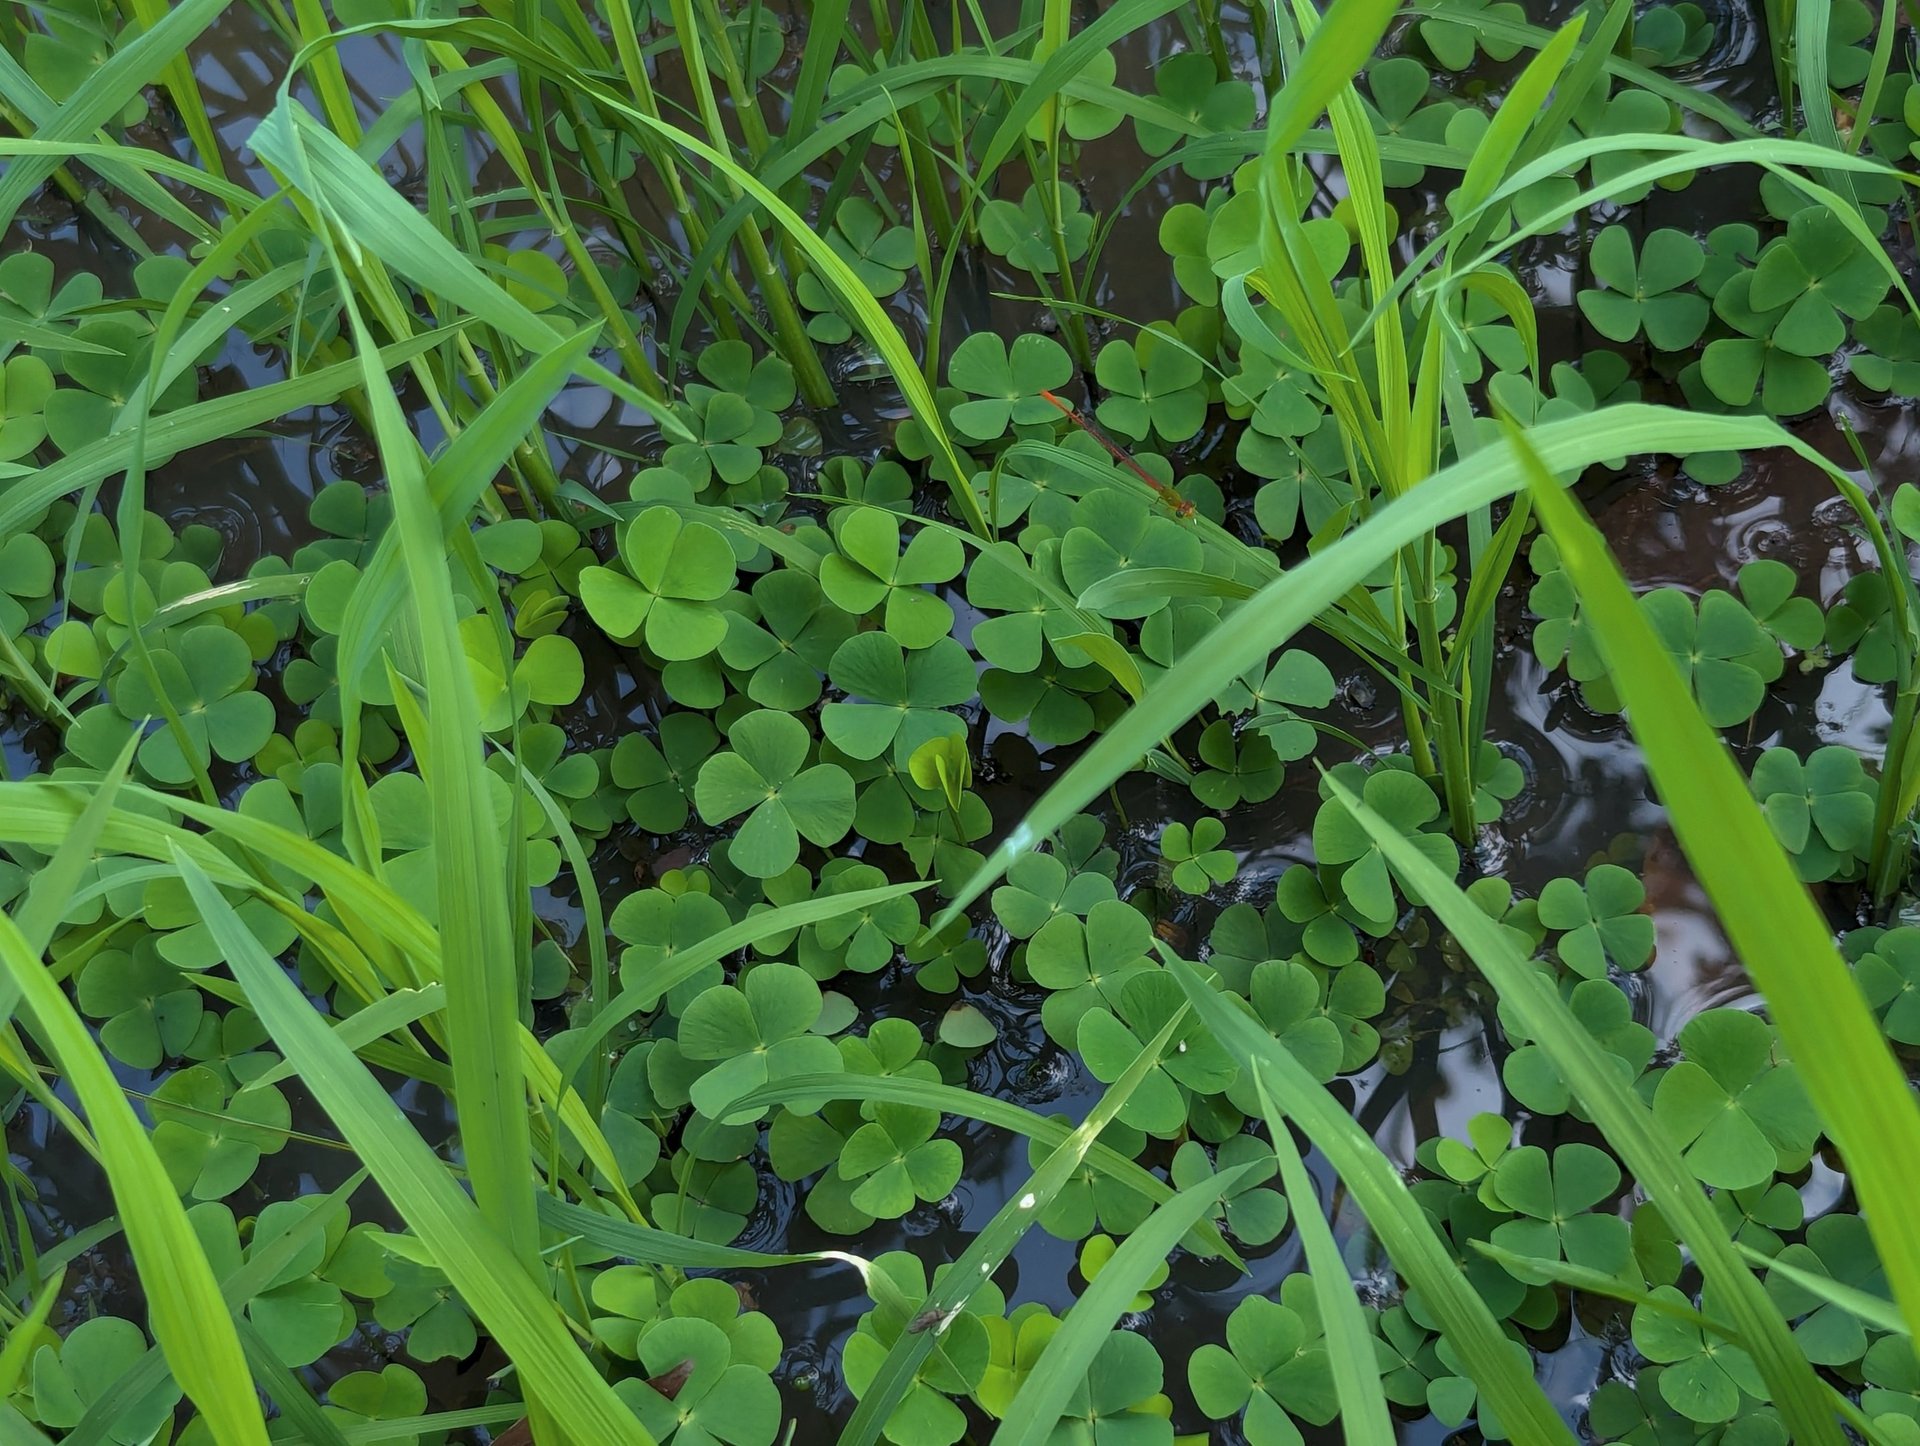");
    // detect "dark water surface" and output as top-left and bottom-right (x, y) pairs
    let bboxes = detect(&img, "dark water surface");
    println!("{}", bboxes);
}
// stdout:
(2, 2), (1911, 1441)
